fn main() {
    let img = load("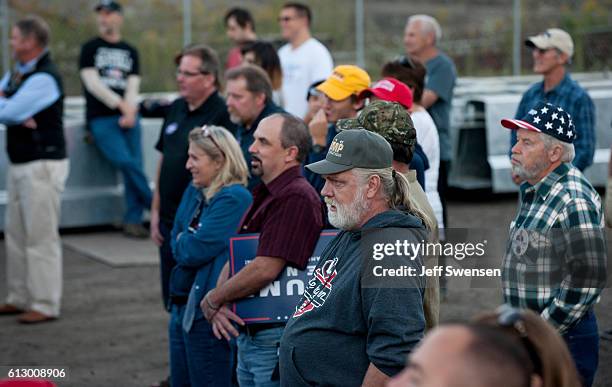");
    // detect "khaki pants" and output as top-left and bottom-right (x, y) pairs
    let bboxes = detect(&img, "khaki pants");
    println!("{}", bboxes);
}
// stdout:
(5, 159), (69, 316)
